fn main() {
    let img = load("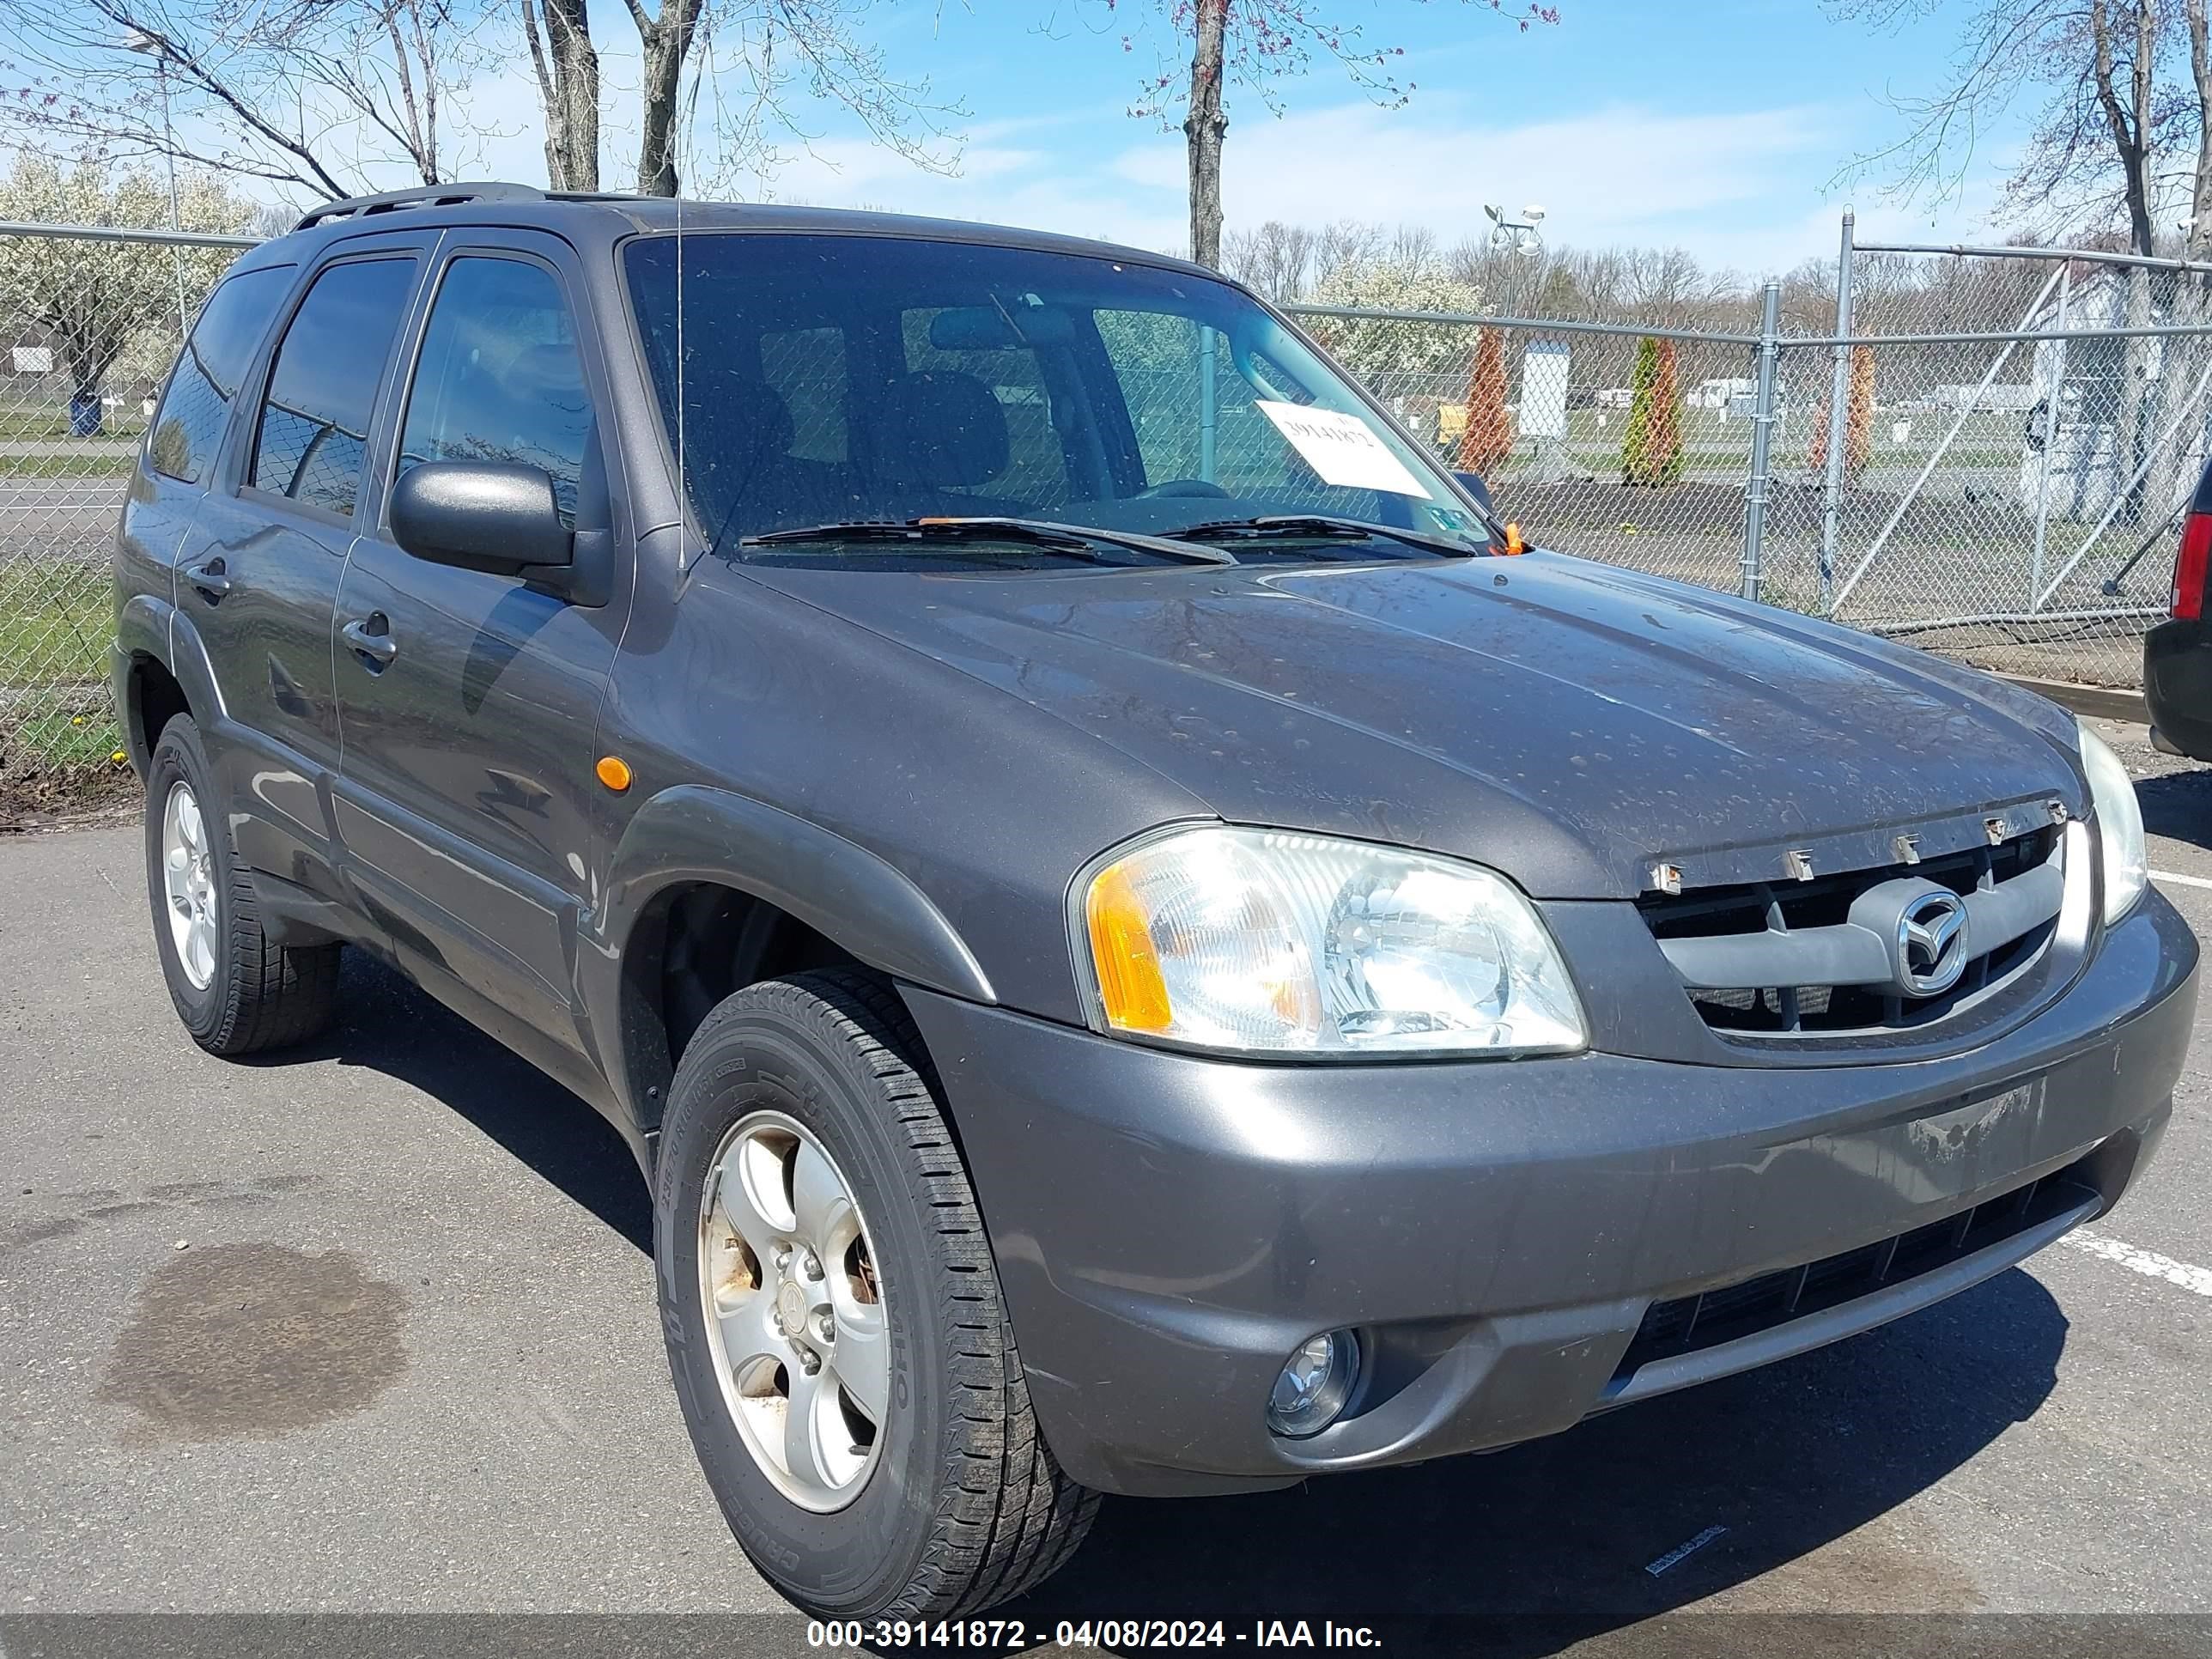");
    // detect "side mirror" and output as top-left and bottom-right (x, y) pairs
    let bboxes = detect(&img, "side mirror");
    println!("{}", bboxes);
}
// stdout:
(390, 461), (573, 580)
(1452, 470), (1498, 517)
